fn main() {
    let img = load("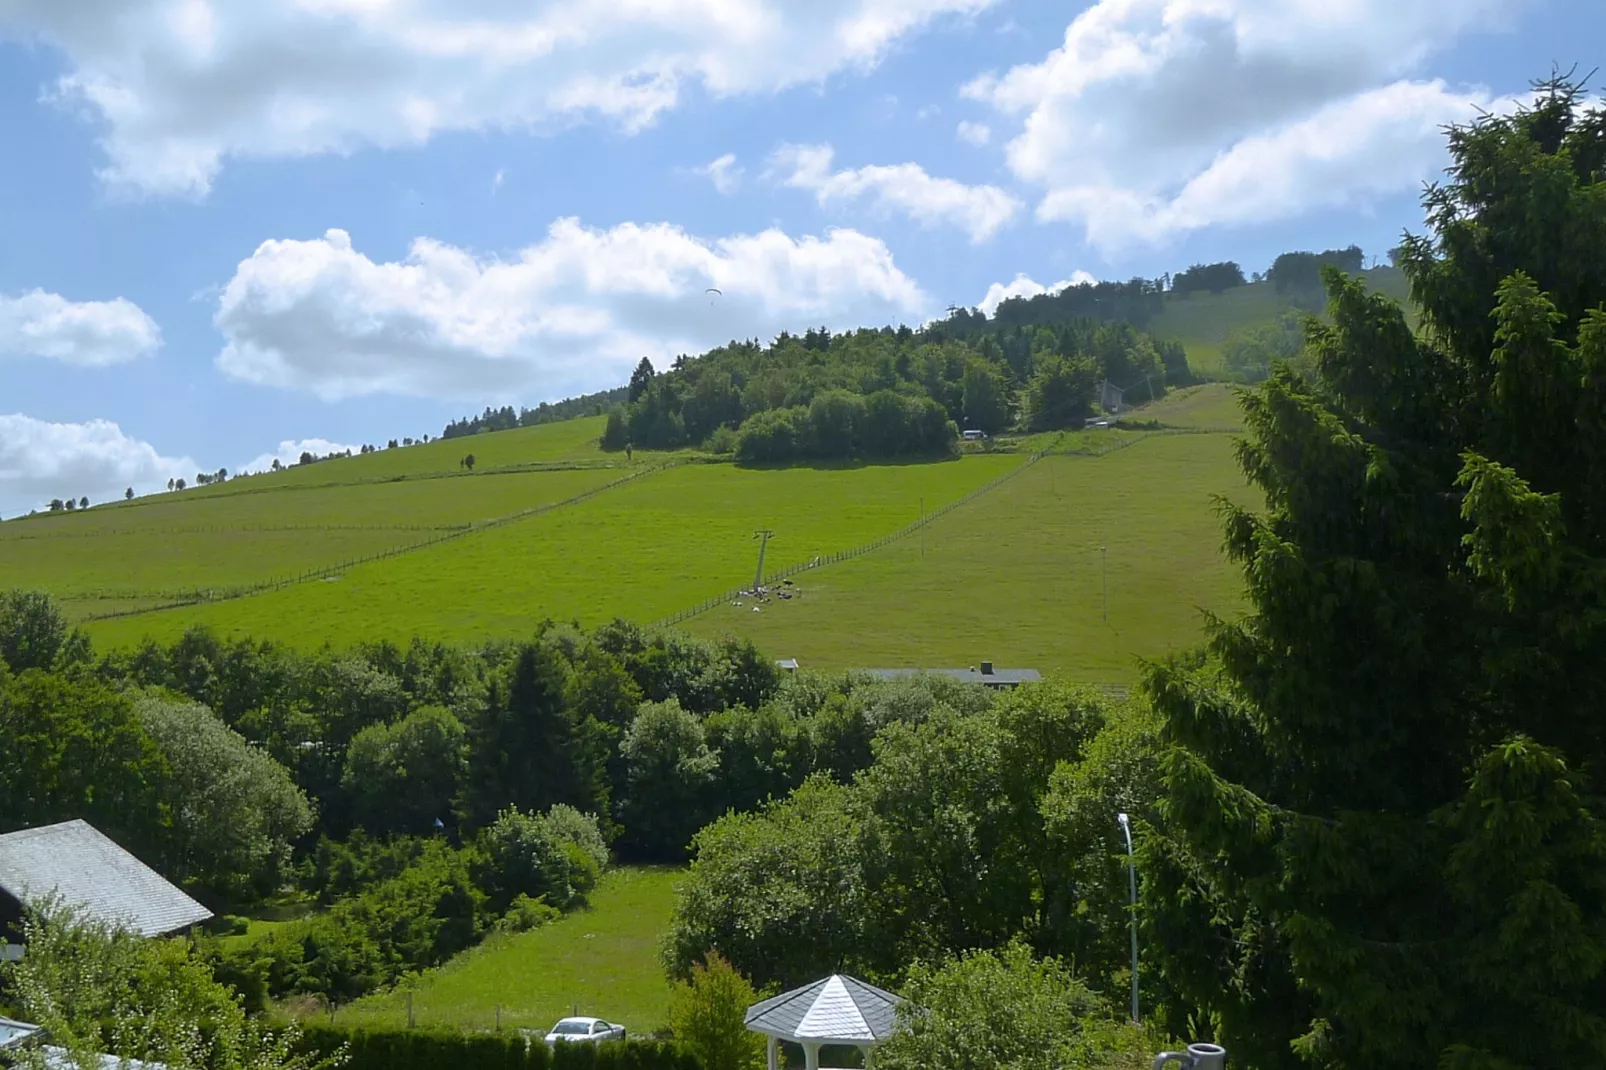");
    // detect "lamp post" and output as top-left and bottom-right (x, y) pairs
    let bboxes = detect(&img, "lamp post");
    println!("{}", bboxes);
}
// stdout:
(1117, 812), (1139, 1024)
